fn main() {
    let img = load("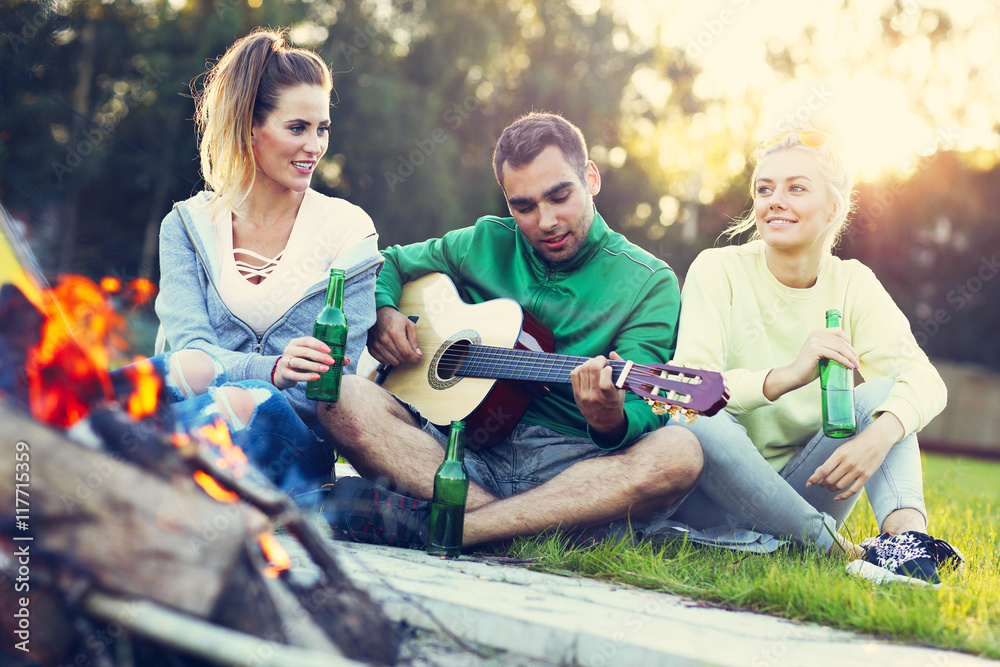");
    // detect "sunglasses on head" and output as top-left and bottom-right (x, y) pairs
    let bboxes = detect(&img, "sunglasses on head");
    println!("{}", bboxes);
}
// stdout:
(758, 130), (829, 150)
